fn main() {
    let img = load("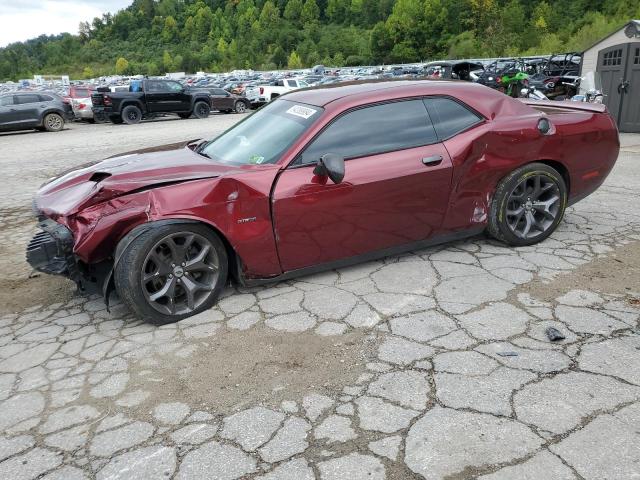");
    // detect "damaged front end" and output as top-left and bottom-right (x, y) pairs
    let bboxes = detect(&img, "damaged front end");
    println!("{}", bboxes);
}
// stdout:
(26, 215), (112, 296)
